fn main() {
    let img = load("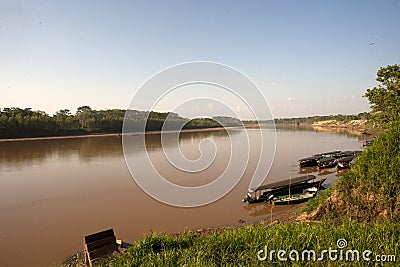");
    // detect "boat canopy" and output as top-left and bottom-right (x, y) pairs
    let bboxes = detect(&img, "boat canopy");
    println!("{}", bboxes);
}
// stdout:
(313, 150), (341, 156)
(318, 156), (335, 163)
(298, 156), (321, 162)
(249, 175), (316, 192)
